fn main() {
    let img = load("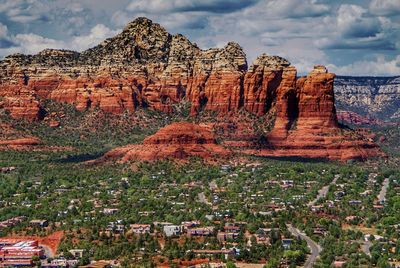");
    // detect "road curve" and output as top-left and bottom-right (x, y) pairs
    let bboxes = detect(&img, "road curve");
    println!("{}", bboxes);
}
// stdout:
(377, 178), (389, 204)
(198, 192), (211, 206)
(308, 175), (340, 207)
(287, 224), (322, 268)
